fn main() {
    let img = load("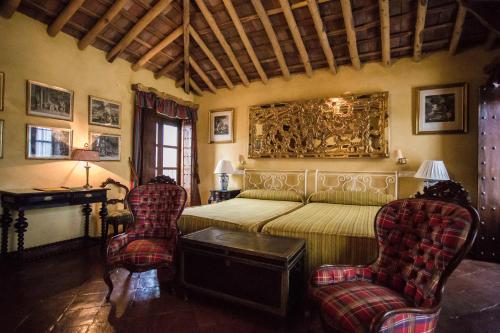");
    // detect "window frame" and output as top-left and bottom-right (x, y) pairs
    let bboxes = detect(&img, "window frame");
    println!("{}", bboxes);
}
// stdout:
(155, 117), (182, 182)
